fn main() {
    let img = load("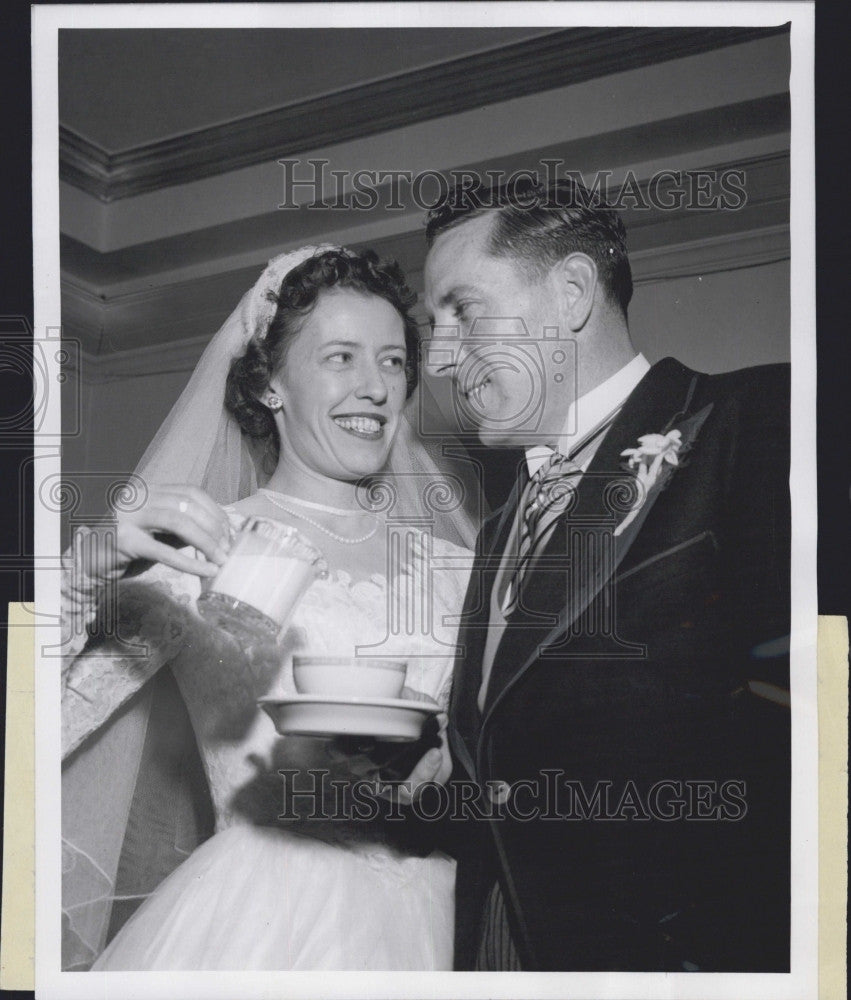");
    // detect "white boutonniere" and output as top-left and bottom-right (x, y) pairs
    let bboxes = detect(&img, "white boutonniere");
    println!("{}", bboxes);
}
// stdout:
(614, 429), (683, 536)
